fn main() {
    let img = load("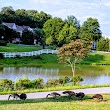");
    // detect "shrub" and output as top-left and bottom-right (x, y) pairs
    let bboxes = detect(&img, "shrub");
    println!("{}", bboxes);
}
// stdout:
(31, 78), (44, 89)
(72, 75), (84, 85)
(0, 53), (4, 59)
(58, 76), (70, 85)
(46, 78), (59, 87)
(0, 40), (7, 46)
(0, 79), (13, 91)
(15, 78), (31, 90)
